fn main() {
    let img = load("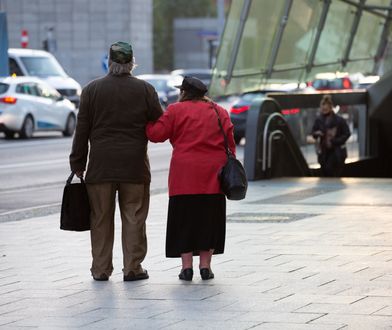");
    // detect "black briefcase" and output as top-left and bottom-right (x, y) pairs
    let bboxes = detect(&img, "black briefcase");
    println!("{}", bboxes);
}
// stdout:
(60, 172), (91, 231)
